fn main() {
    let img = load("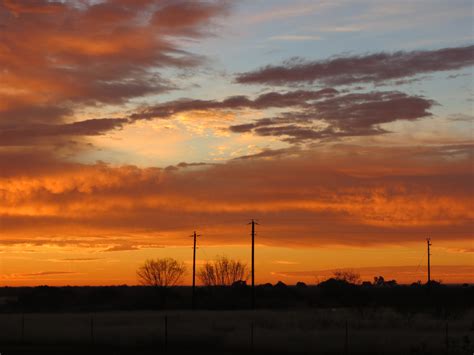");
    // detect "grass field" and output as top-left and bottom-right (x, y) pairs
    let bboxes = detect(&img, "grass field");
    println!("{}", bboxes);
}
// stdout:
(0, 308), (473, 354)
